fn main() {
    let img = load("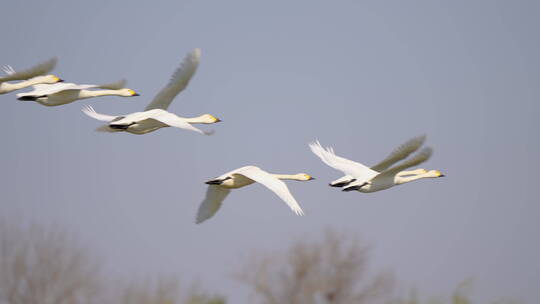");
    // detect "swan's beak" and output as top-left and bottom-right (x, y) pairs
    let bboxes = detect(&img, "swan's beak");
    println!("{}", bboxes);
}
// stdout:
(215, 118), (222, 122)
(439, 174), (445, 177)
(58, 79), (64, 82)
(308, 176), (316, 180)
(127, 89), (139, 96)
